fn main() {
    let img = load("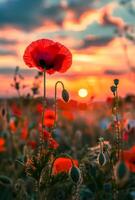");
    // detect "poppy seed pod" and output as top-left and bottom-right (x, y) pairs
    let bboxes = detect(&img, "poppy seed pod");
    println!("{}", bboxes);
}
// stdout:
(1, 108), (6, 117)
(98, 151), (107, 166)
(114, 79), (119, 86)
(15, 82), (20, 90)
(114, 161), (129, 187)
(69, 166), (81, 183)
(110, 85), (116, 94)
(62, 89), (69, 102)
